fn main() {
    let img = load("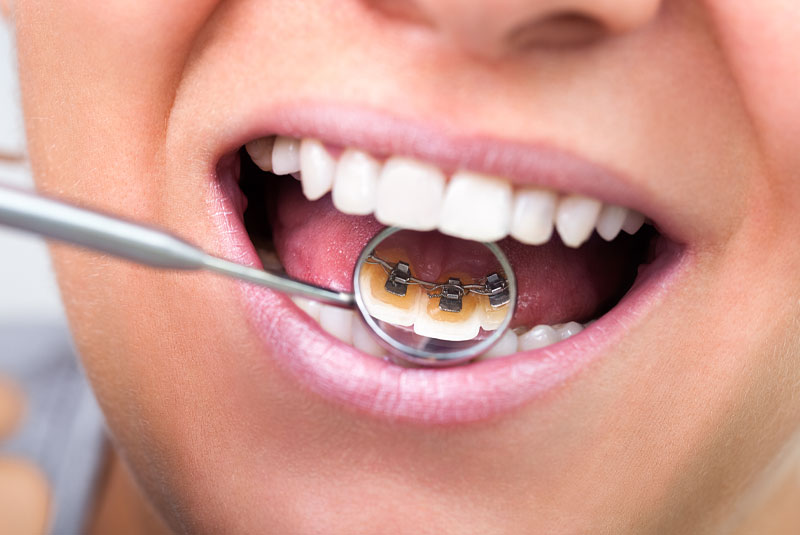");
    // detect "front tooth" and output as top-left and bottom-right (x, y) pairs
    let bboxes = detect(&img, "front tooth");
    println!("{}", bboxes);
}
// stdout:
(245, 137), (275, 171)
(299, 139), (336, 201)
(351, 318), (386, 358)
(271, 136), (301, 175)
(375, 157), (445, 231)
(510, 188), (557, 245)
(438, 171), (512, 242)
(332, 149), (381, 215)
(413, 292), (482, 342)
(481, 329), (519, 359)
(595, 204), (628, 241)
(621, 210), (645, 234)
(478, 296), (507, 331)
(358, 259), (421, 327)
(318, 305), (354, 344)
(555, 195), (602, 248)
(556, 321), (583, 340)
(518, 324), (560, 351)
